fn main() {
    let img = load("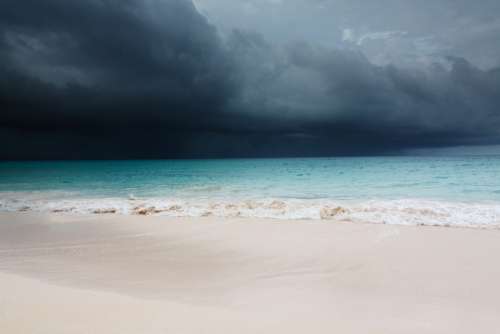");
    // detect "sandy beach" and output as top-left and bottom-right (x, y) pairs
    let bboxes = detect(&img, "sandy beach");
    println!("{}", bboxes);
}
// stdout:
(1, 213), (499, 333)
